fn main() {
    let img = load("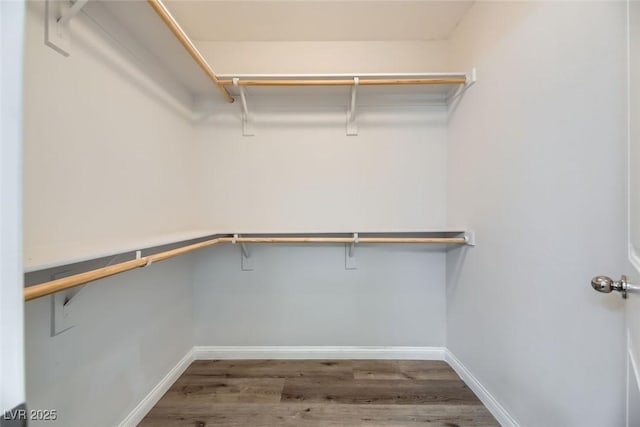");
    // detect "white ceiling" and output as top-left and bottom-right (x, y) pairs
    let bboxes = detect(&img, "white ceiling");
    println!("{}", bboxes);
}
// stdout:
(163, 1), (475, 42)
